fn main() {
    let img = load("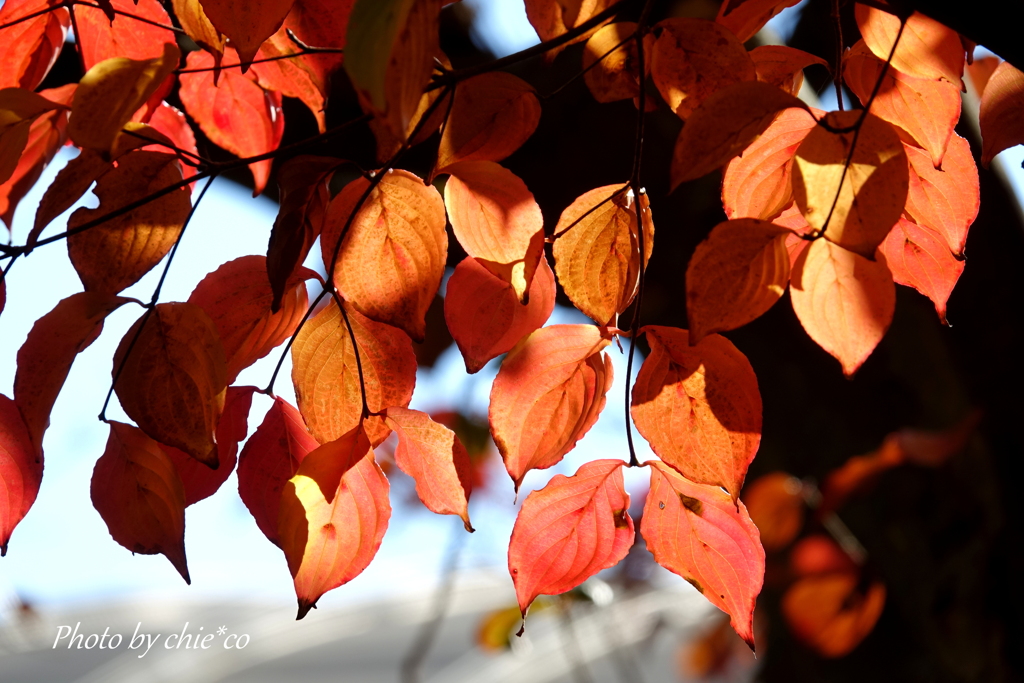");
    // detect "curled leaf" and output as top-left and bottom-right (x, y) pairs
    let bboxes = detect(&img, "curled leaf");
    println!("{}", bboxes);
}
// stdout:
(978, 60), (1024, 166)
